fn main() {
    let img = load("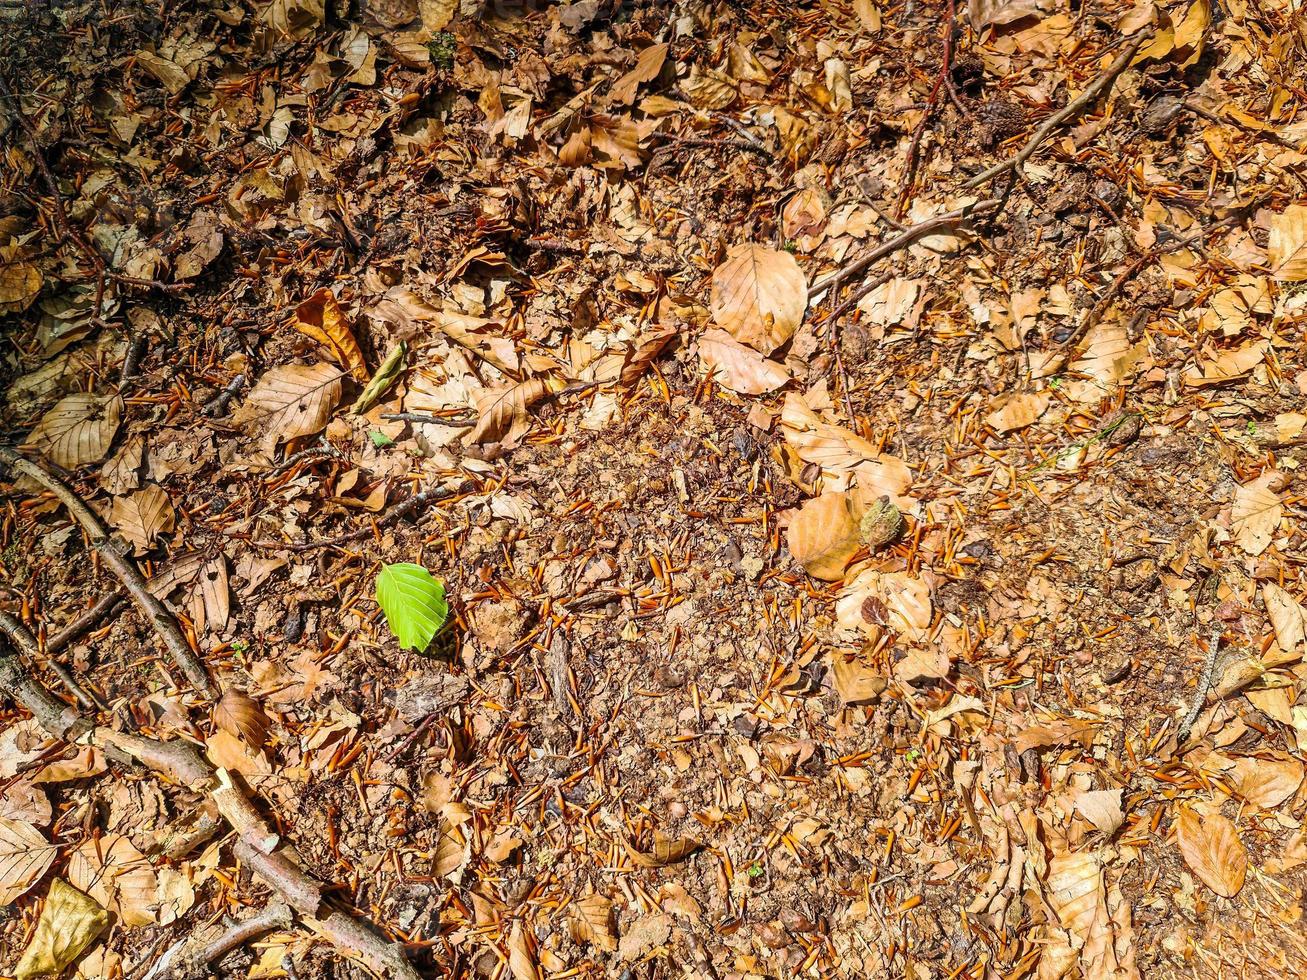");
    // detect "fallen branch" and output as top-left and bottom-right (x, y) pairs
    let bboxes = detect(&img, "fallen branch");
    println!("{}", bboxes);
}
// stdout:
(963, 35), (1148, 191)
(47, 591), (127, 654)
(0, 608), (98, 709)
(201, 373), (247, 418)
(809, 198), (1001, 301)
(252, 480), (474, 552)
(0, 651), (422, 980)
(142, 900), (293, 980)
(0, 447), (217, 697)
